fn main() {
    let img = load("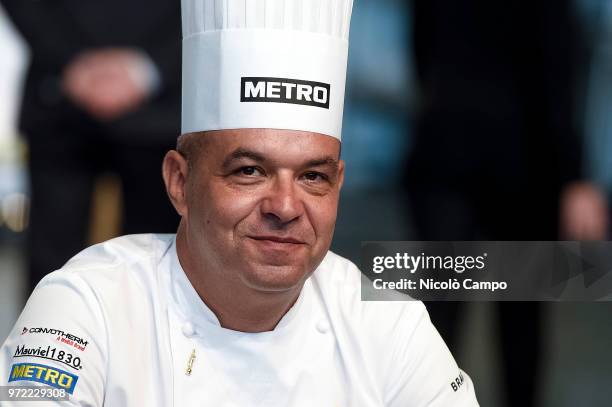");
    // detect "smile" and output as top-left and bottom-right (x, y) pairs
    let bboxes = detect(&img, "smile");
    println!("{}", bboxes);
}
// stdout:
(247, 236), (306, 245)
